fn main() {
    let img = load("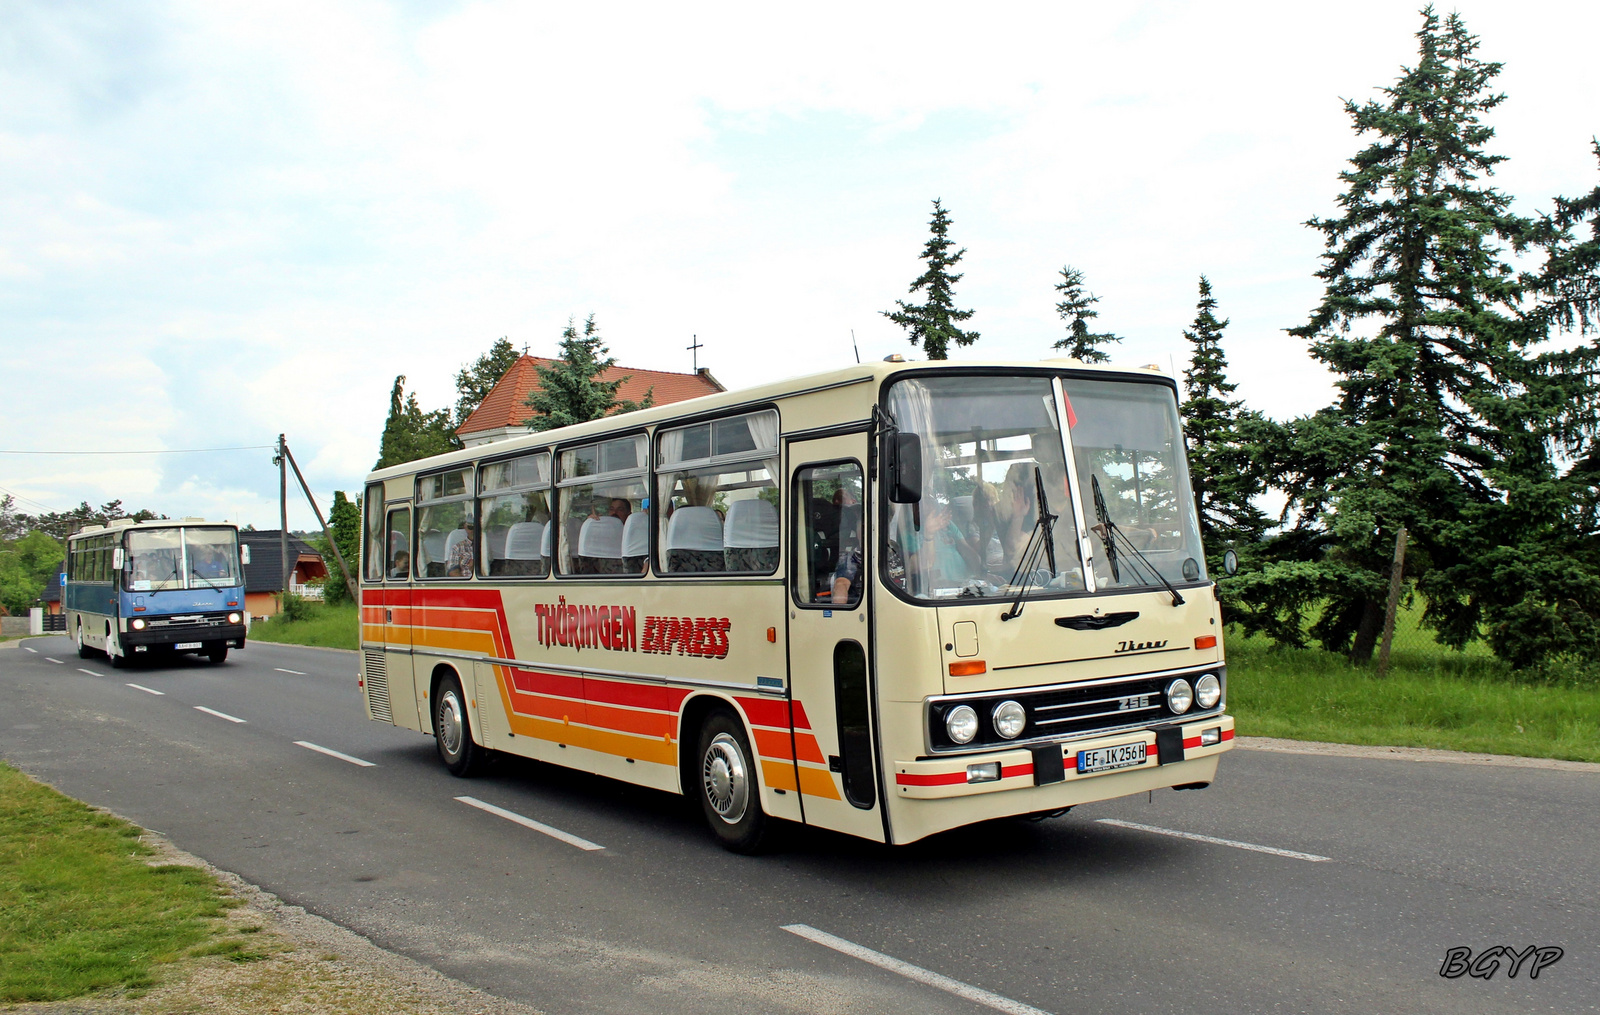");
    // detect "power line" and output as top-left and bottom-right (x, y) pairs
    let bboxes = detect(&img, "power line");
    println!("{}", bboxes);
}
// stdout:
(0, 484), (60, 513)
(0, 445), (275, 456)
